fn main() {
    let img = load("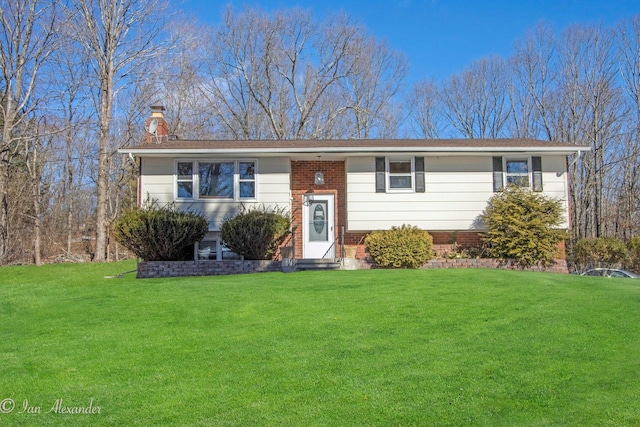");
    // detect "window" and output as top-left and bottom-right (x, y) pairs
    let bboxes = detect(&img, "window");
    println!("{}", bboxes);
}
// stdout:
(388, 158), (413, 190)
(375, 157), (425, 193)
(176, 162), (194, 198)
(238, 161), (256, 198)
(197, 240), (216, 260)
(176, 160), (256, 200)
(505, 159), (530, 187)
(196, 239), (241, 261)
(199, 161), (235, 198)
(492, 156), (543, 192)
